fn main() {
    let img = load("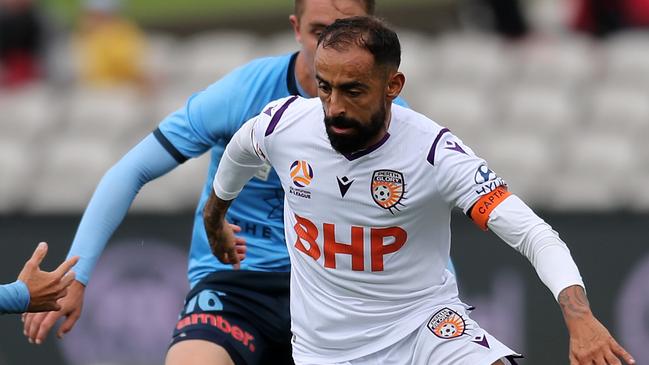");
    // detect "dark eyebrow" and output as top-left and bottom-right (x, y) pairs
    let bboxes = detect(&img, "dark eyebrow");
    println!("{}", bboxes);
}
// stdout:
(315, 75), (330, 85)
(339, 81), (368, 90)
(316, 75), (367, 90)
